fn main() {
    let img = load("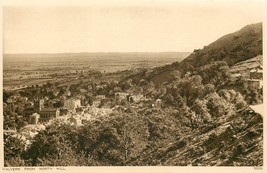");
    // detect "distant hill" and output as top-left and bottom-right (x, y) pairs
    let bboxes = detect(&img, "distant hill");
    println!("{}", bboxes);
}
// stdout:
(3, 52), (191, 74)
(173, 22), (262, 72)
(3, 52), (191, 63)
(125, 23), (262, 85)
